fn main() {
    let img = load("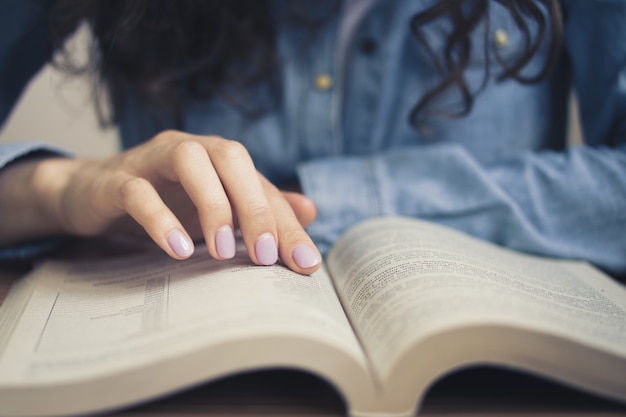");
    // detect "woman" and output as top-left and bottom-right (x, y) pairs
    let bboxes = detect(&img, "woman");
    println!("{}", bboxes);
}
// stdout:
(1, 0), (625, 278)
